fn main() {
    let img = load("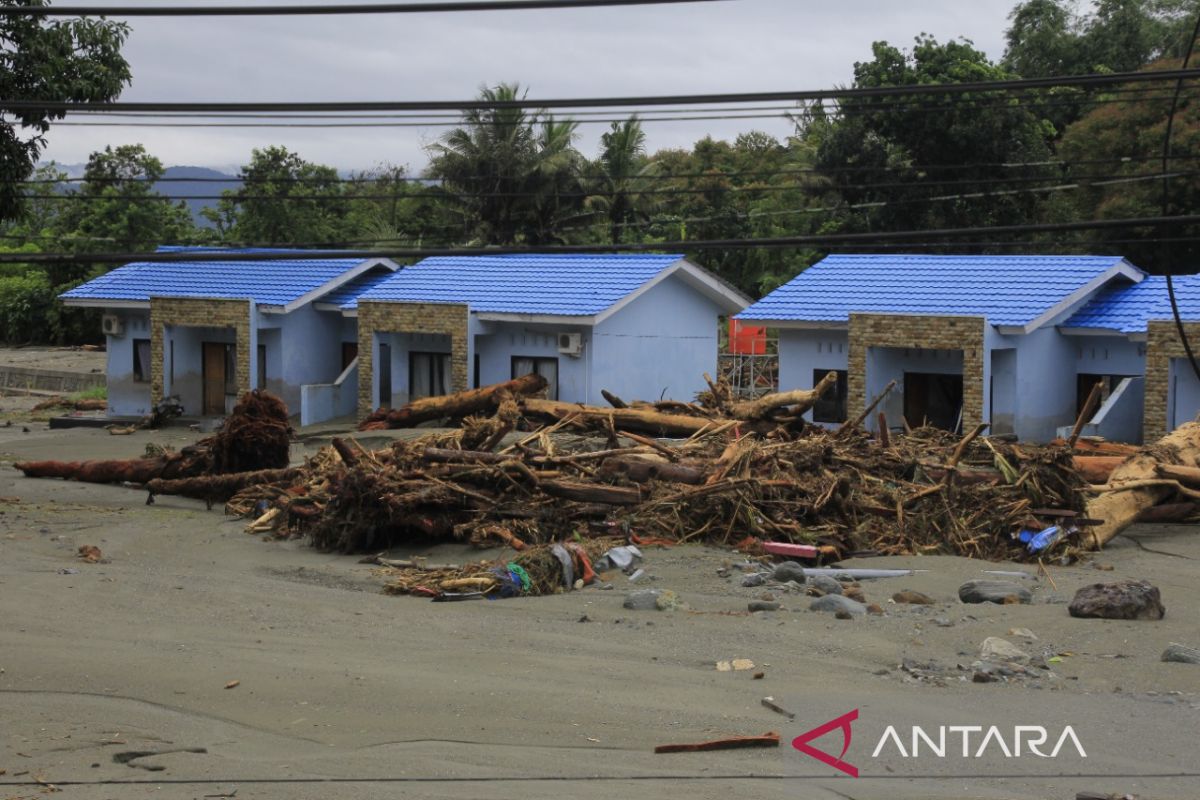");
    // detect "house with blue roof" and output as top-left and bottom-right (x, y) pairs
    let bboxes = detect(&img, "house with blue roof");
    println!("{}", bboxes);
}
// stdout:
(61, 248), (398, 424)
(339, 254), (751, 415)
(735, 253), (1197, 443)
